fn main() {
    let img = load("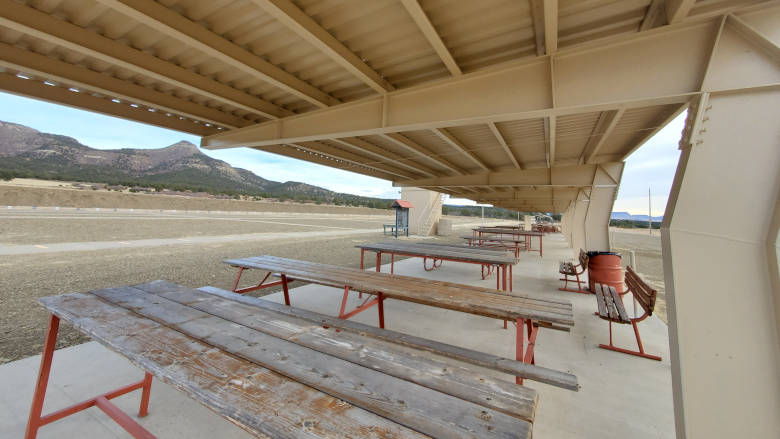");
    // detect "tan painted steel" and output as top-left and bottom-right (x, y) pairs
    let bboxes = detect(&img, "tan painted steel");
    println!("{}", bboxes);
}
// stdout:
(1, 2), (778, 438)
